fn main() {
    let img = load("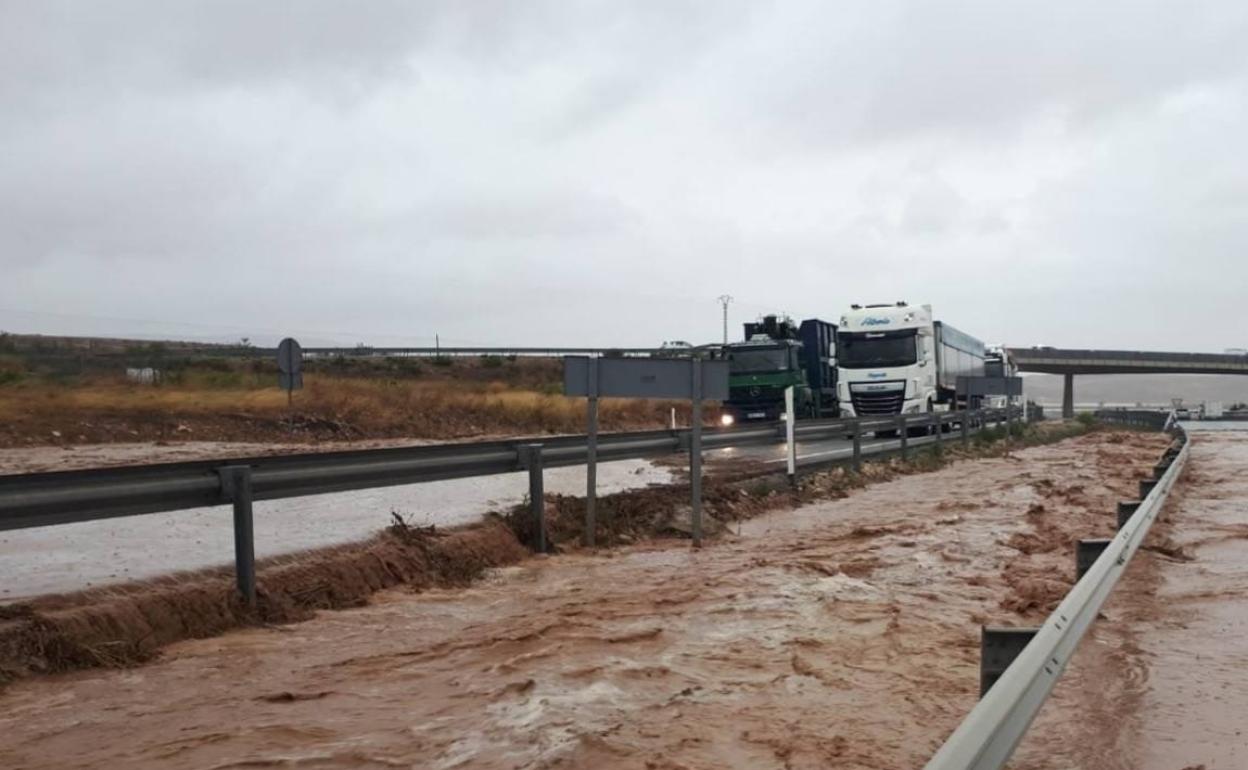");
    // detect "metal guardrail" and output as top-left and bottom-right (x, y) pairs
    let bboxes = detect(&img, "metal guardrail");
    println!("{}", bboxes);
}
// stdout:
(0, 407), (1020, 603)
(63, 345), (673, 361)
(0, 408), (1015, 532)
(301, 346), (667, 359)
(924, 423), (1189, 769)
